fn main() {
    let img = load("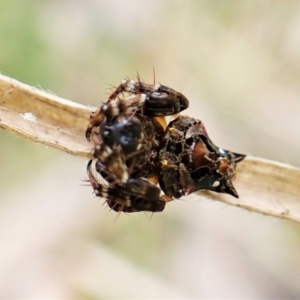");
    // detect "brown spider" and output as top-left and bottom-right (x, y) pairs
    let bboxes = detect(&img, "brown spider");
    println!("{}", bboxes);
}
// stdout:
(86, 77), (245, 213)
